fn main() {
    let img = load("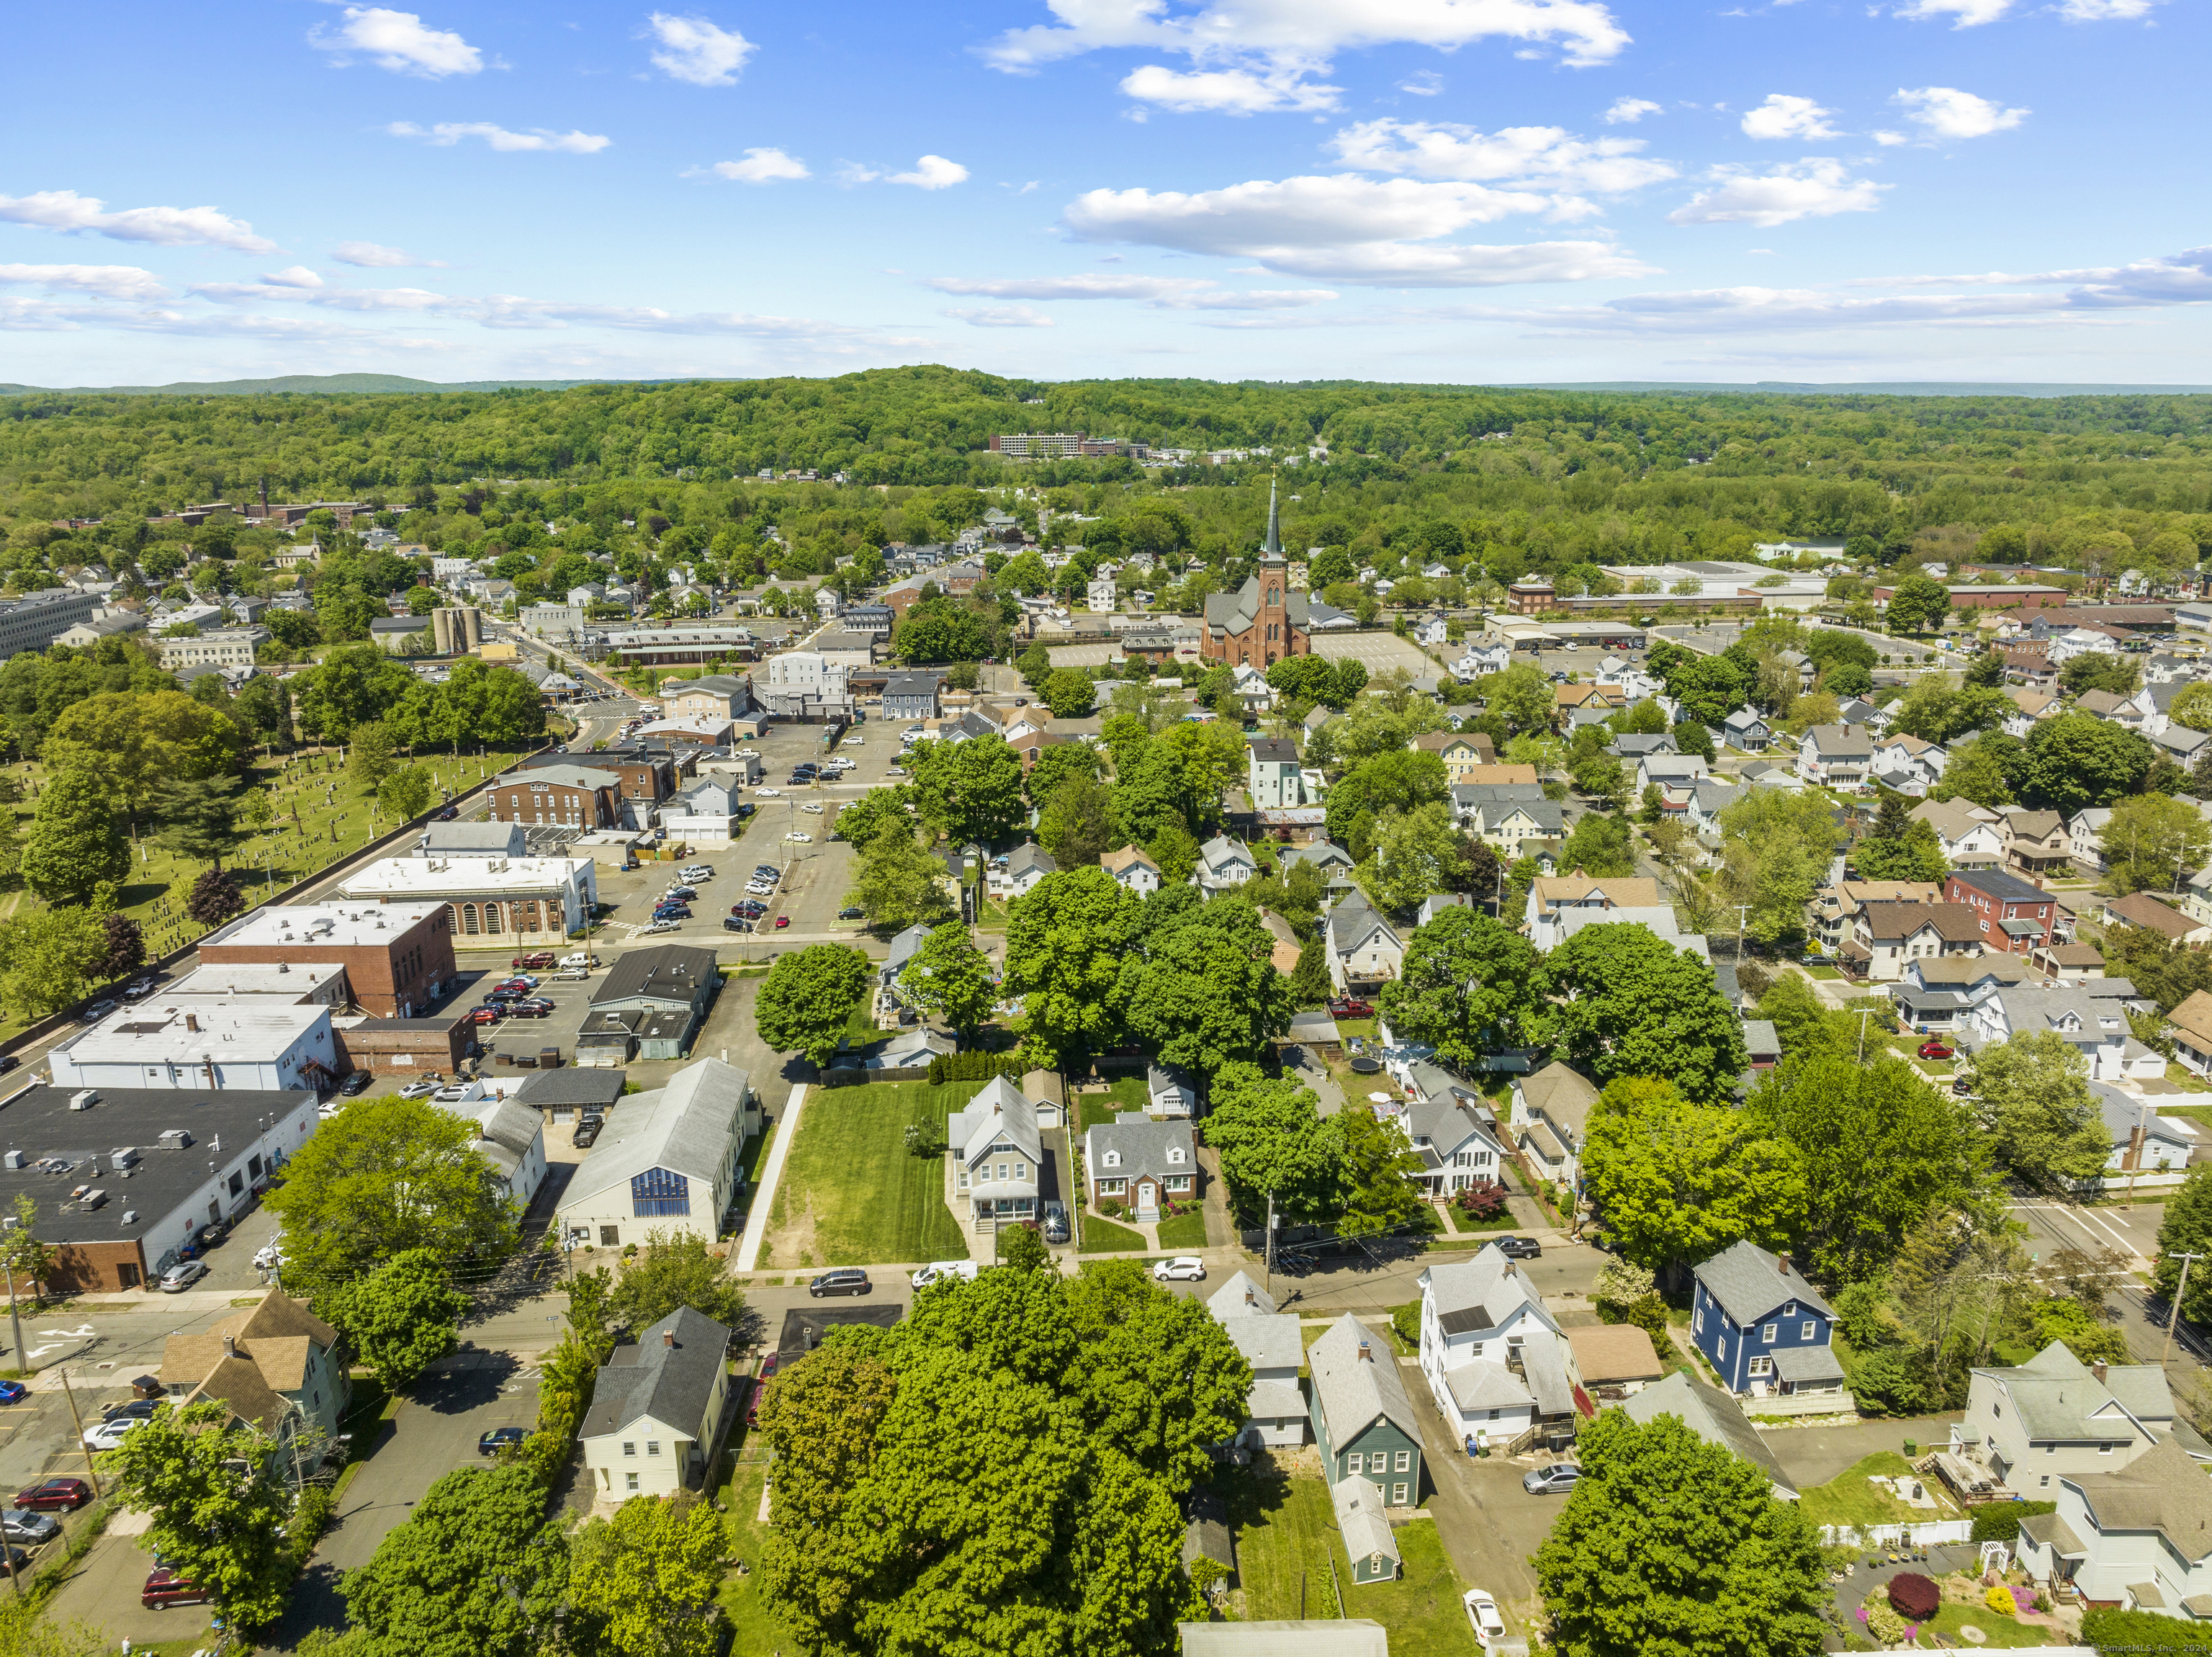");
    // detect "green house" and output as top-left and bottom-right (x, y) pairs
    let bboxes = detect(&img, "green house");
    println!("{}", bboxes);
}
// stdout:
(1331, 1476), (1401, 1584)
(1308, 1314), (1424, 1511)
